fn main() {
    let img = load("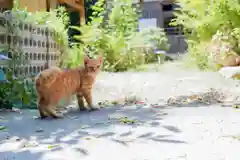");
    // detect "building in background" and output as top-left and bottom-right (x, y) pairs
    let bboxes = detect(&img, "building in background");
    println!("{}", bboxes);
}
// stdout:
(135, 0), (187, 53)
(0, 0), (85, 45)
(0, 0), (85, 25)
(1, 0), (187, 53)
